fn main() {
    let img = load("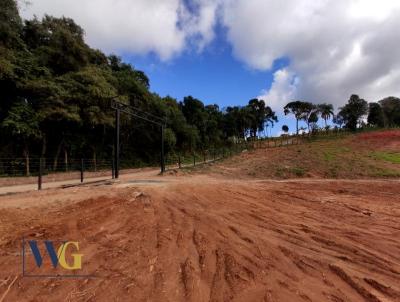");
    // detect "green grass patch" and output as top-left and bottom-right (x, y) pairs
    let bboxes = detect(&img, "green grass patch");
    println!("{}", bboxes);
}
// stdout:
(323, 151), (335, 162)
(371, 152), (400, 164)
(291, 167), (306, 176)
(274, 165), (306, 178)
(320, 146), (350, 162)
